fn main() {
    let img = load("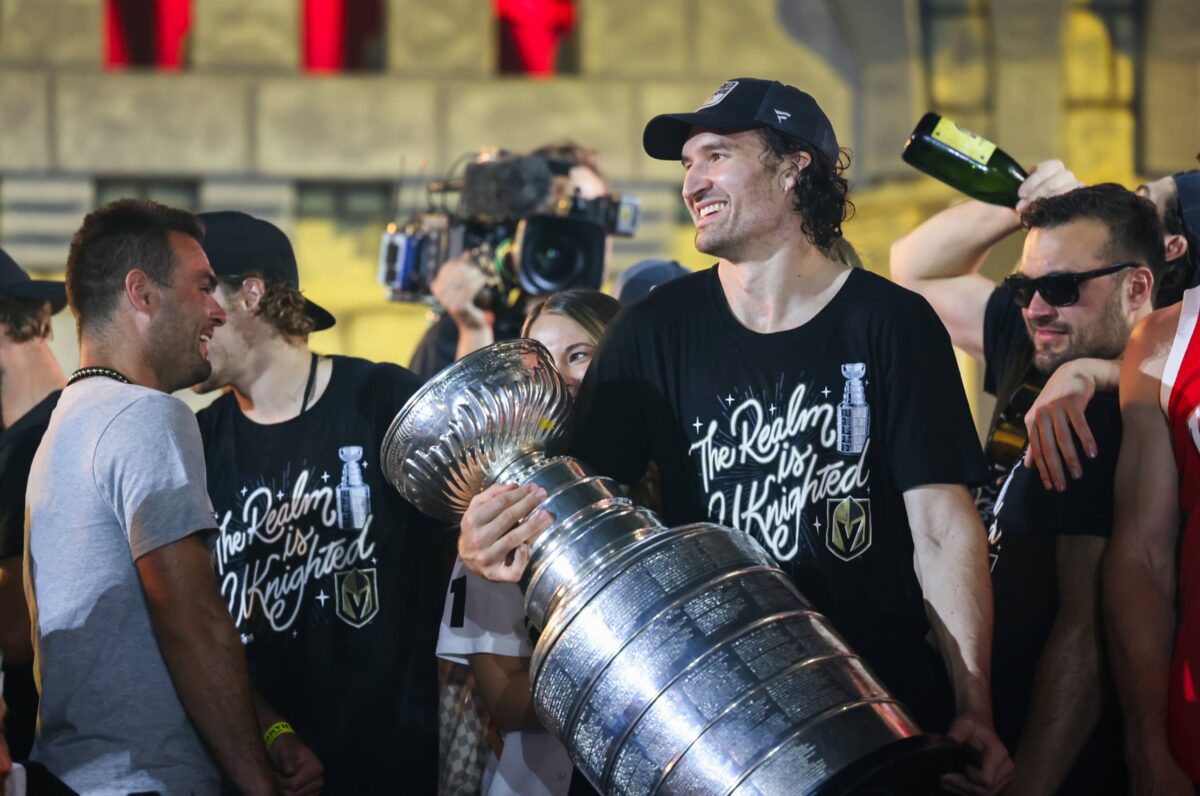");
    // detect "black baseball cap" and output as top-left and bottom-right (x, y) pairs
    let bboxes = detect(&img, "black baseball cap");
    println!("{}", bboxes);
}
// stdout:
(643, 77), (839, 162)
(198, 211), (335, 332)
(0, 246), (67, 313)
